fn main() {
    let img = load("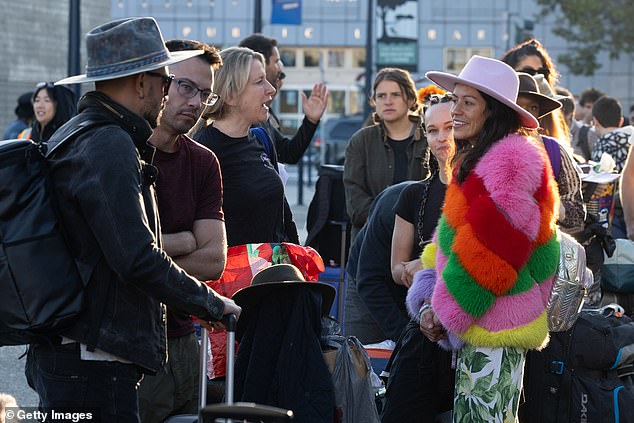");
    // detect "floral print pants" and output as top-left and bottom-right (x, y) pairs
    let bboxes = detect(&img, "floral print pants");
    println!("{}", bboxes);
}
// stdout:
(453, 344), (526, 423)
